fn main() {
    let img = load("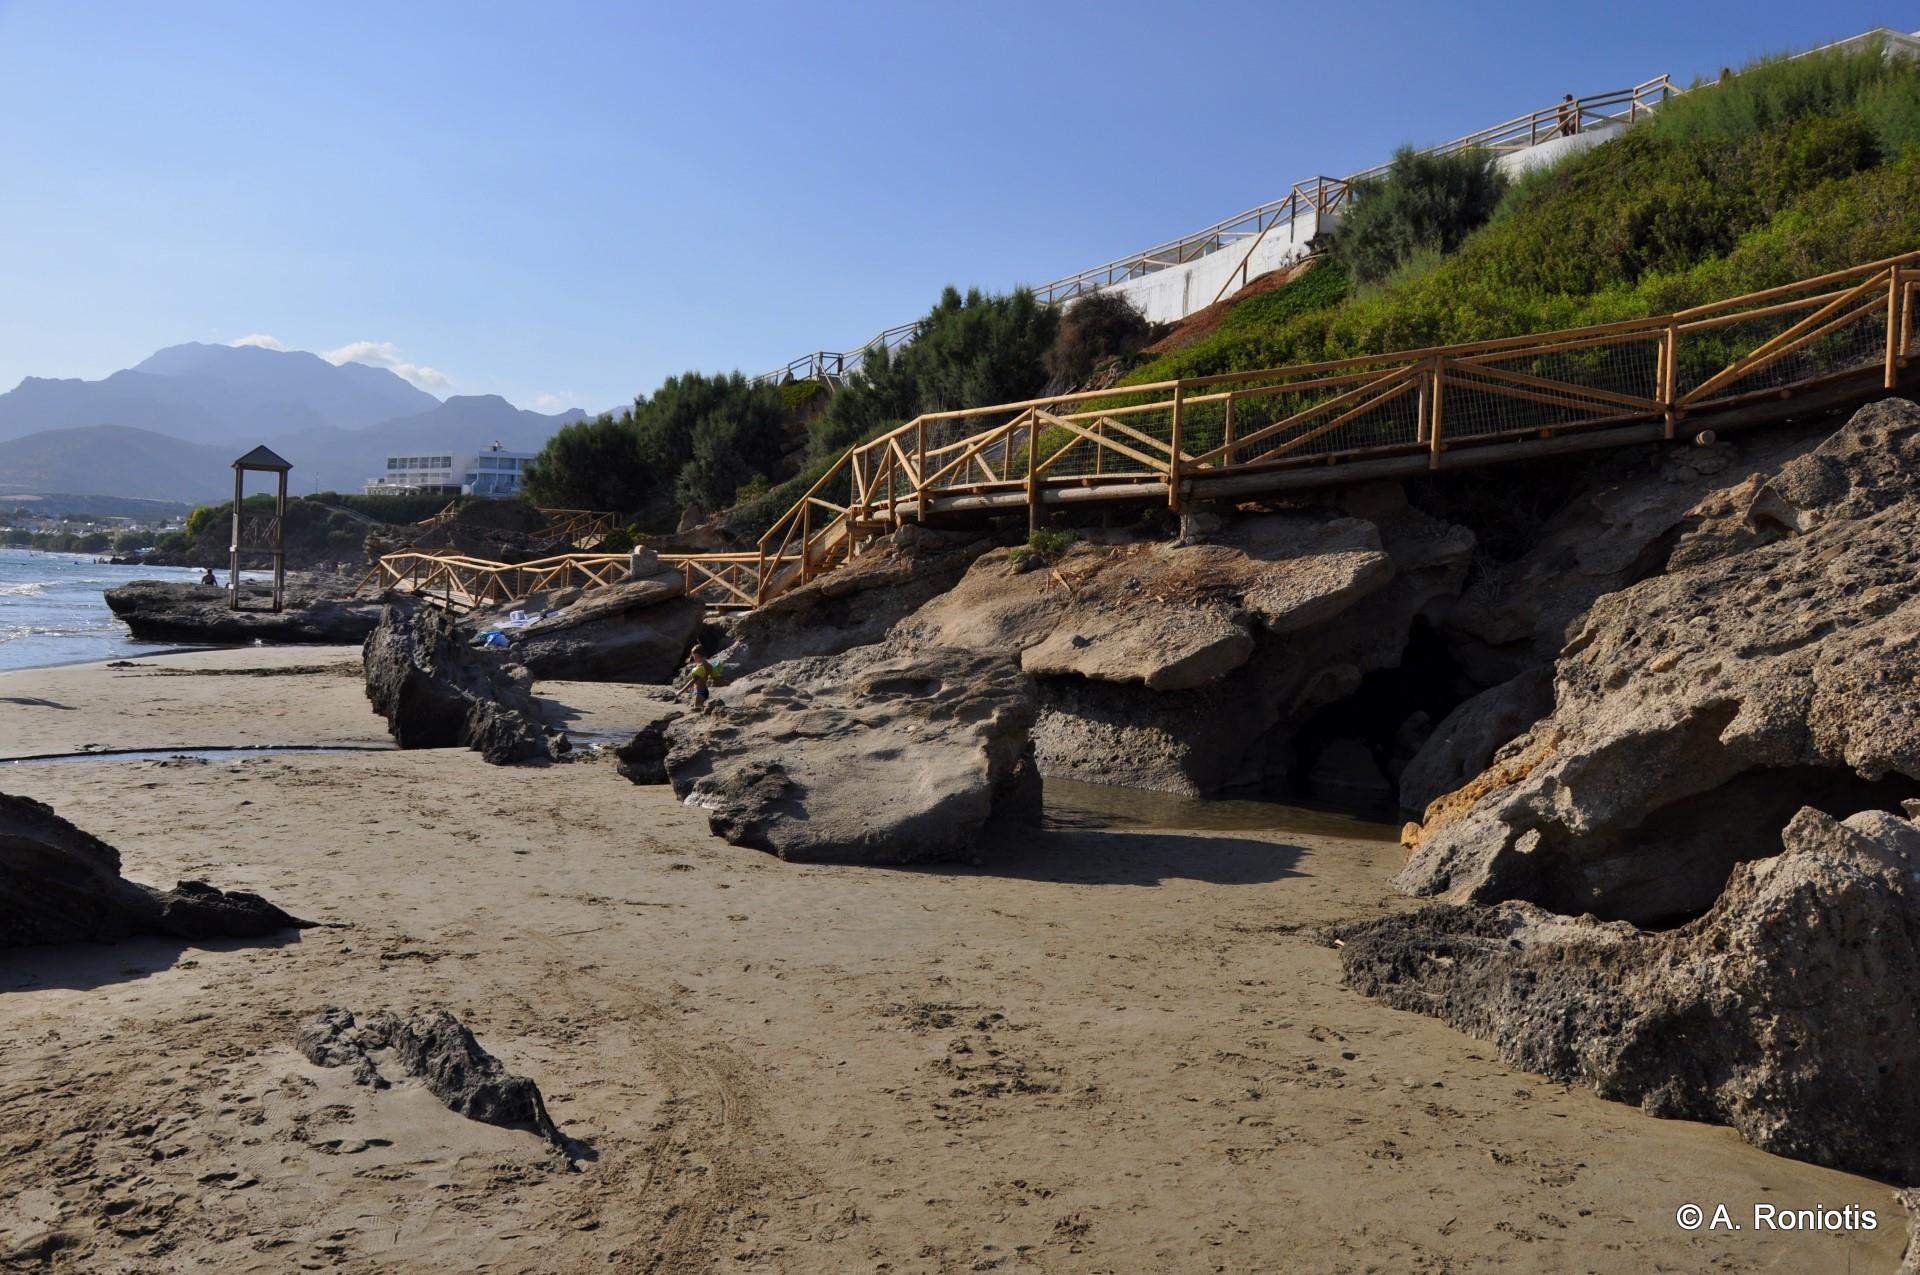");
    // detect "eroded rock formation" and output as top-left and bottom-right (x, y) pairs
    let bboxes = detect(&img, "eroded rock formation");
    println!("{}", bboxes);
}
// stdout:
(719, 526), (992, 676)
(1399, 399), (1920, 924)
(661, 645), (1039, 862)
(1336, 803), (1920, 1181)
(362, 603), (561, 764)
(892, 504), (1472, 795)
(482, 573), (704, 682)
(105, 579), (382, 645)
(0, 791), (309, 947)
